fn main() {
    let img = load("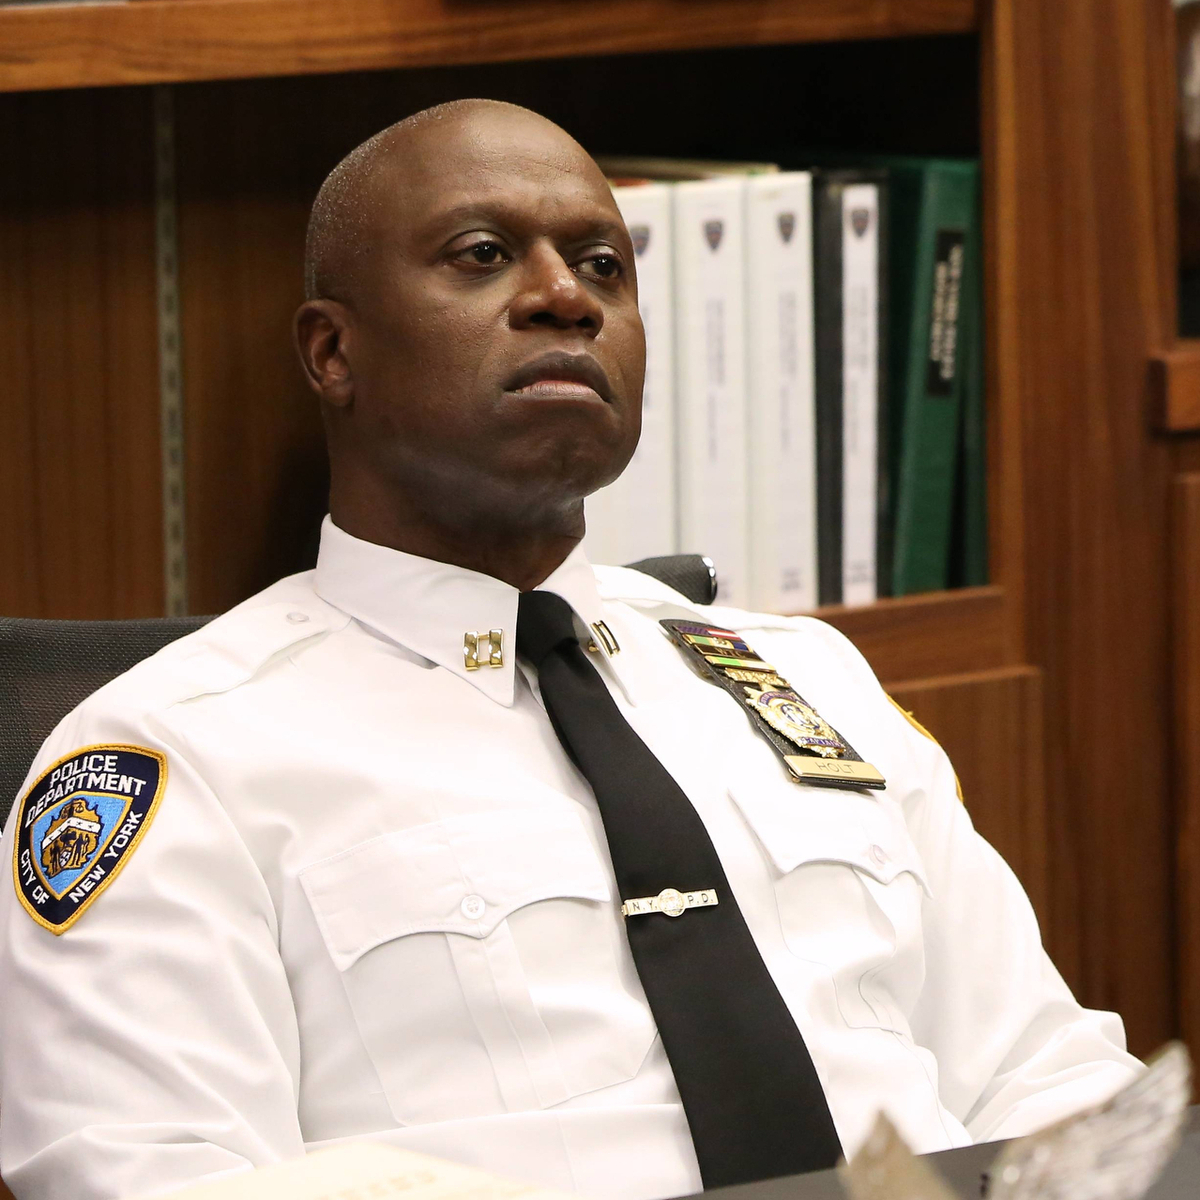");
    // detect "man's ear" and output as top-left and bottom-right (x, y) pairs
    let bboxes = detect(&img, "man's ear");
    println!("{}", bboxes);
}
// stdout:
(294, 299), (355, 408)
